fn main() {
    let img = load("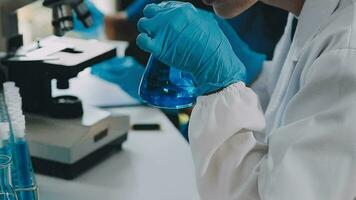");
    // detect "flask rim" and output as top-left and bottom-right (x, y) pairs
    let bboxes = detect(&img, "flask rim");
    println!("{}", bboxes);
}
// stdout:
(0, 155), (11, 168)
